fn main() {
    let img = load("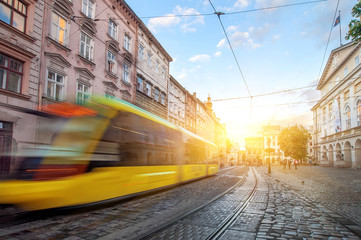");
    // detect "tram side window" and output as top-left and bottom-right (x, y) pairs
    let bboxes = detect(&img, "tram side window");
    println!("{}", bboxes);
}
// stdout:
(184, 138), (206, 164)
